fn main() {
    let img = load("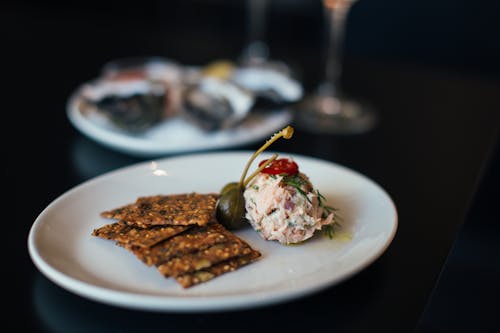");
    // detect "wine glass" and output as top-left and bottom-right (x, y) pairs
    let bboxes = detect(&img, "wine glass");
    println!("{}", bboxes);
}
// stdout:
(239, 0), (291, 75)
(240, 0), (270, 66)
(293, 0), (377, 134)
